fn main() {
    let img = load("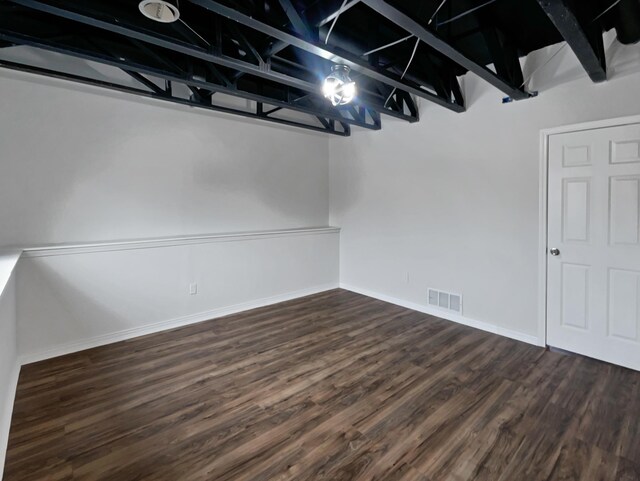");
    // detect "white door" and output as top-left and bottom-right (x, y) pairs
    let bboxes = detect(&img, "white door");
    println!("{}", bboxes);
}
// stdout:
(547, 123), (640, 371)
